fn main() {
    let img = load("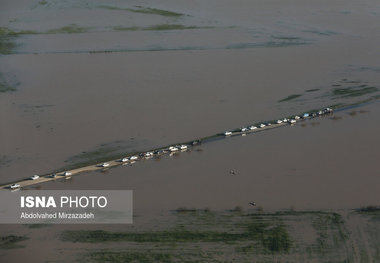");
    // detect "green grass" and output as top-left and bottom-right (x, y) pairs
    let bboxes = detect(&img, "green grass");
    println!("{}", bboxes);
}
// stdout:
(0, 235), (29, 249)
(0, 40), (16, 54)
(0, 27), (37, 54)
(113, 24), (201, 32)
(272, 36), (302, 41)
(332, 85), (378, 98)
(145, 24), (199, 31)
(303, 30), (338, 36)
(61, 216), (291, 253)
(278, 94), (302, 102)
(47, 24), (88, 34)
(1, 25), (87, 36)
(112, 26), (139, 31)
(0, 73), (17, 92)
(0, 27), (39, 37)
(59, 140), (145, 171)
(86, 251), (173, 263)
(310, 213), (348, 254)
(174, 207), (199, 213)
(59, 210), (380, 262)
(132, 6), (184, 17)
(98, 5), (184, 17)
(62, 148), (128, 171)
(306, 88), (320, 92)
(24, 223), (51, 229)
(227, 40), (310, 49)
(356, 205), (380, 214)
(0, 22), (201, 54)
